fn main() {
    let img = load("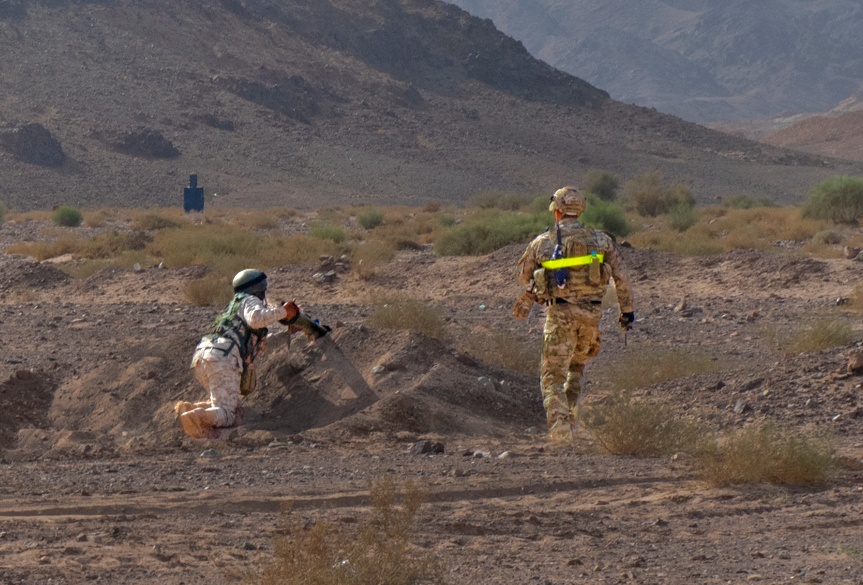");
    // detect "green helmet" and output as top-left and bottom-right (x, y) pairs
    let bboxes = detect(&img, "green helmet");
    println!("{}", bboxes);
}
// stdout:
(232, 269), (268, 295)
